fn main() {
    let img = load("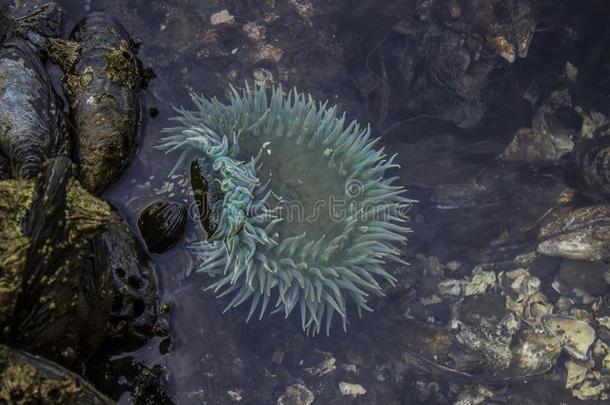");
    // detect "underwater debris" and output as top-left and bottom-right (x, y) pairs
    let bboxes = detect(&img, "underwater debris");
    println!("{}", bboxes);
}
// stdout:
(161, 84), (412, 334)
(277, 384), (314, 405)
